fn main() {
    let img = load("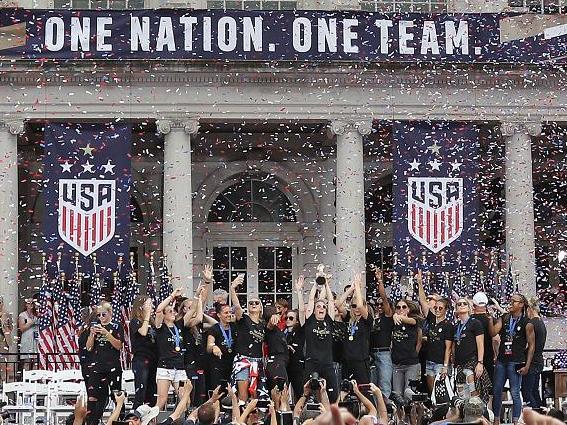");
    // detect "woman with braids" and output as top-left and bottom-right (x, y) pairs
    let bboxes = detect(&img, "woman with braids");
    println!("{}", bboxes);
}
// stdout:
(390, 298), (423, 397)
(490, 293), (535, 425)
(451, 297), (491, 403)
(229, 273), (266, 402)
(130, 295), (157, 408)
(207, 302), (237, 389)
